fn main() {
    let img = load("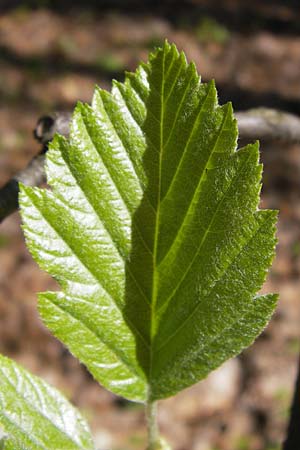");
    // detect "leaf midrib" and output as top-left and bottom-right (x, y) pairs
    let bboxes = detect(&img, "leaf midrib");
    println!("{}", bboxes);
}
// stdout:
(149, 49), (166, 379)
